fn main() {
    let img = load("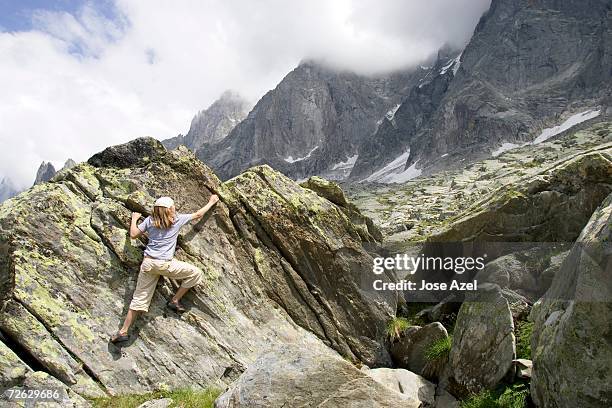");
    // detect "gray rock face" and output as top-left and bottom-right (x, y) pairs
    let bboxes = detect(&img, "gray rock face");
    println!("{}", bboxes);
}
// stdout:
(361, 366), (436, 407)
(33, 161), (56, 185)
(475, 247), (571, 302)
(449, 285), (516, 397)
(530, 193), (612, 408)
(215, 345), (422, 408)
(389, 322), (449, 377)
(434, 389), (459, 408)
(0, 337), (30, 390)
(2, 371), (91, 407)
(0, 301), (104, 397)
(197, 60), (427, 181)
(350, 50), (459, 181)
(353, 0), (612, 181)
(163, 90), (249, 151)
(300, 176), (383, 242)
(0, 138), (395, 398)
